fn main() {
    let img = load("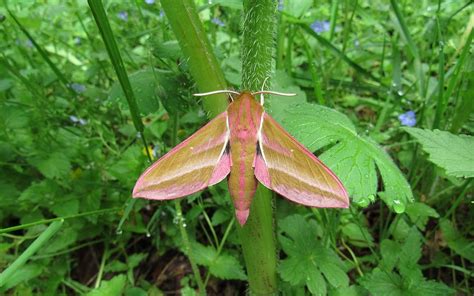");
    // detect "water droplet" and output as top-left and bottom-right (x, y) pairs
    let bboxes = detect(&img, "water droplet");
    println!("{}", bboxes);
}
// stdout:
(393, 200), (405, 214)
(182, 223), (187, 228)
(146, 232), (151, 237)
(397, 90), (403, 96)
